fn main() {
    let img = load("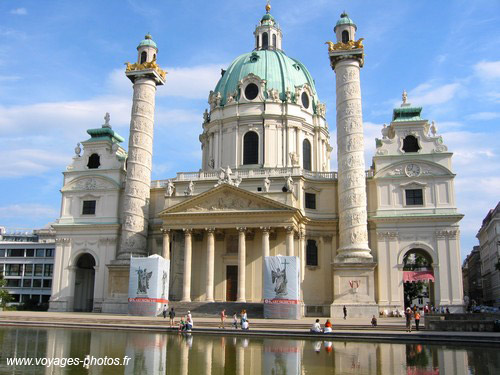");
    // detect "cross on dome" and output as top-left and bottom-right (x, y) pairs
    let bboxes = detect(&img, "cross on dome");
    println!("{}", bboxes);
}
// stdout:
(266, 0), (271, 13)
